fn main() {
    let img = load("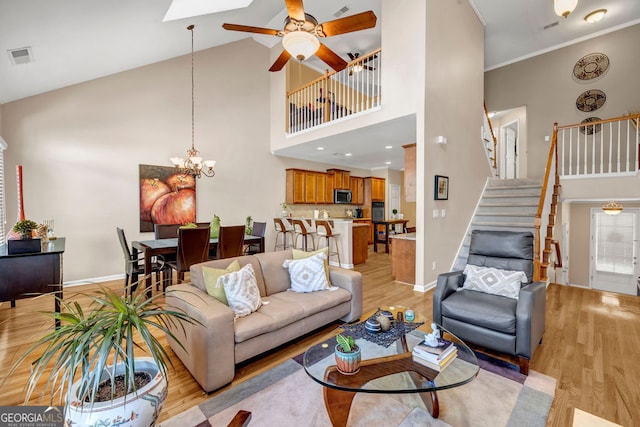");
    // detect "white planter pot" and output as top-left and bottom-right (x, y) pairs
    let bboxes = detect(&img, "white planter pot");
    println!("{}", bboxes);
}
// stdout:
(66, 357), (167, 427)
